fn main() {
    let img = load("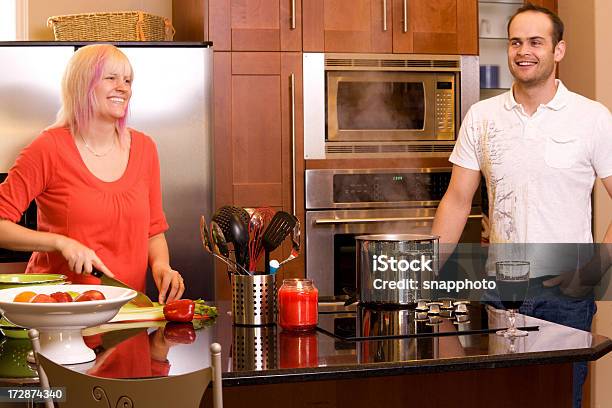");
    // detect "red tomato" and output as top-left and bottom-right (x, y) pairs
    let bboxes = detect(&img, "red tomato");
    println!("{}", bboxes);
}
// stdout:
(50, 292), (73, 303)
(75, 290), (106, 302)
(30, 294), (57, 303)
(163, 299), (195, 322)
